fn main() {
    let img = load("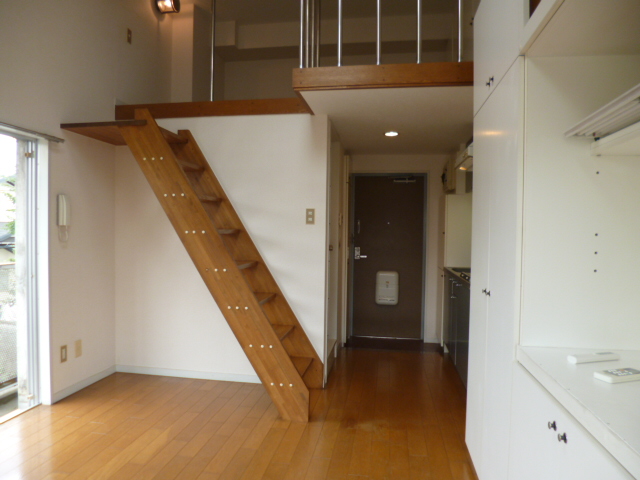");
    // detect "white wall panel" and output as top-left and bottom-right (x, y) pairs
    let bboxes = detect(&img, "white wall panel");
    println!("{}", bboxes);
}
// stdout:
(0, 0), (174, 399)
(521, 55), (640, 349)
